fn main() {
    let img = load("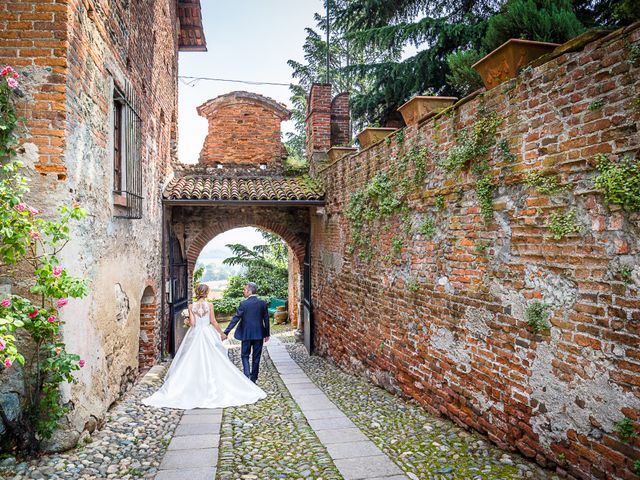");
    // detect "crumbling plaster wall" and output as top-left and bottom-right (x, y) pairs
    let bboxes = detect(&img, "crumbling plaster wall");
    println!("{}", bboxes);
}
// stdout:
(311, 25), (640, 480)
(0, 0), (179, 448)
